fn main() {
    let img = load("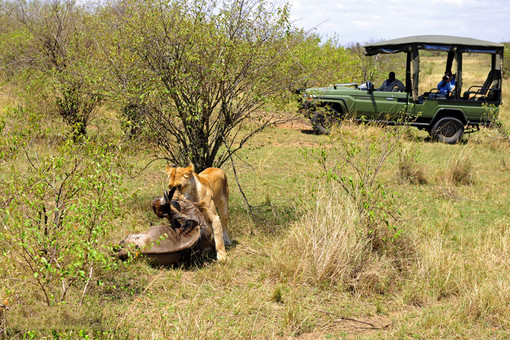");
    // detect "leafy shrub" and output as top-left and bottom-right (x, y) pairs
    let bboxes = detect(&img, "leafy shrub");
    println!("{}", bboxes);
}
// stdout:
(119, 104), (147, 139)
(306, 123), (404, 241)
(0, 137), (124, 306)
(0, 105), (31, 164)
(2, 0), (105, 138)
